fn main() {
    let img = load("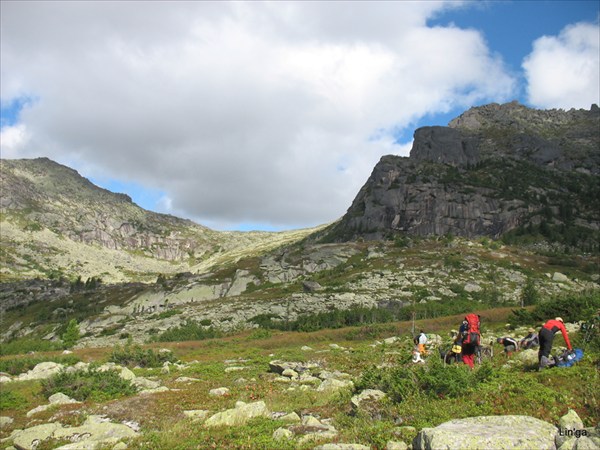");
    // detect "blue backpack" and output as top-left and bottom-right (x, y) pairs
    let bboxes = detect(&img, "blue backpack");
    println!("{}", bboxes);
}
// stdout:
(555, 349), (584, 368)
